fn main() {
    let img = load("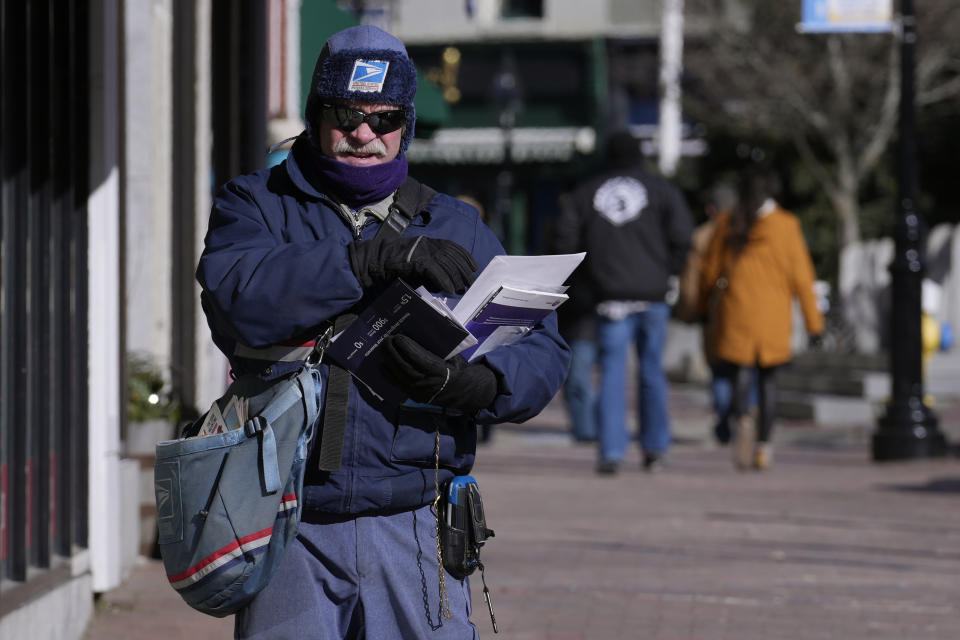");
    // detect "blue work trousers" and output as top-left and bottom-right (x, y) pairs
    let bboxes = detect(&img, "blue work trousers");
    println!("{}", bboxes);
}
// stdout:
(596, 303), (671, 462)
(235, 504), (478, 639)
(562, 337), (599, 442)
